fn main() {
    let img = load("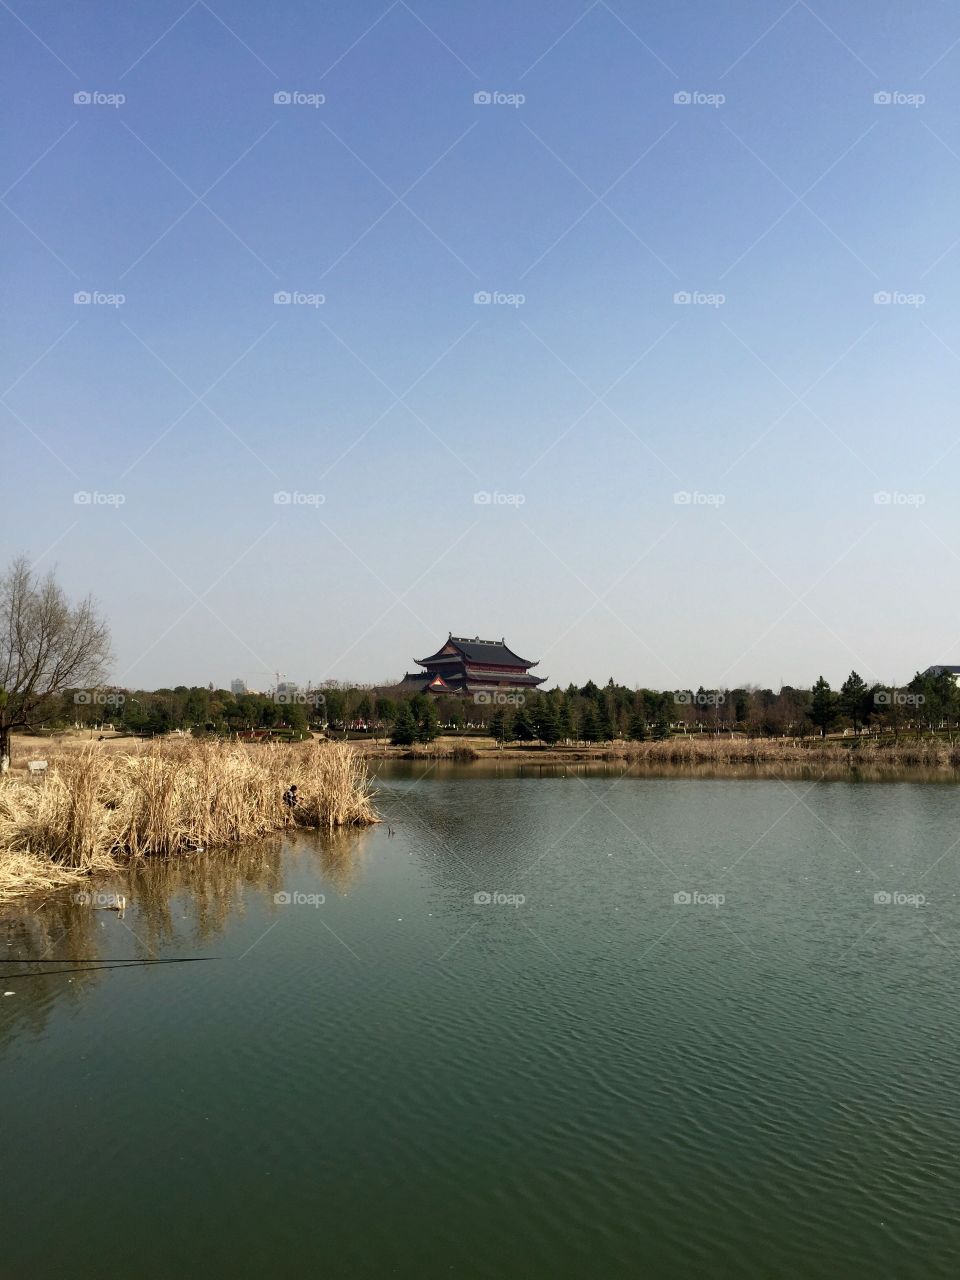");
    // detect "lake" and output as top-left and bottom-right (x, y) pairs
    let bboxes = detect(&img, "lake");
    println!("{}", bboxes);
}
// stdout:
(2, 764), (959, 1278)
